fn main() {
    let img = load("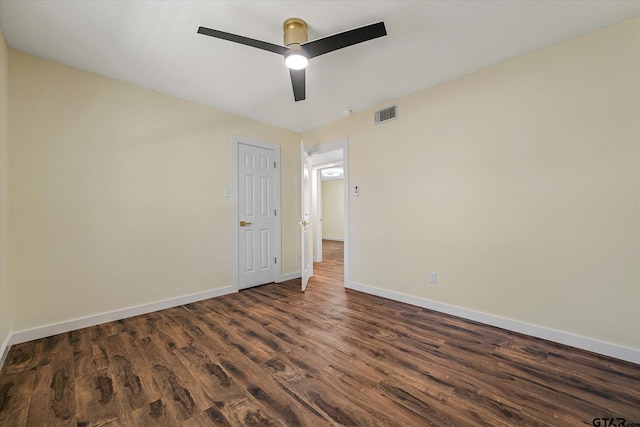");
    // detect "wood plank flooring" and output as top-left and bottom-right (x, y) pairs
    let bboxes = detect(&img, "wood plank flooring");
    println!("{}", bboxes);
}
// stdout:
(1, 240), (639, 426)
